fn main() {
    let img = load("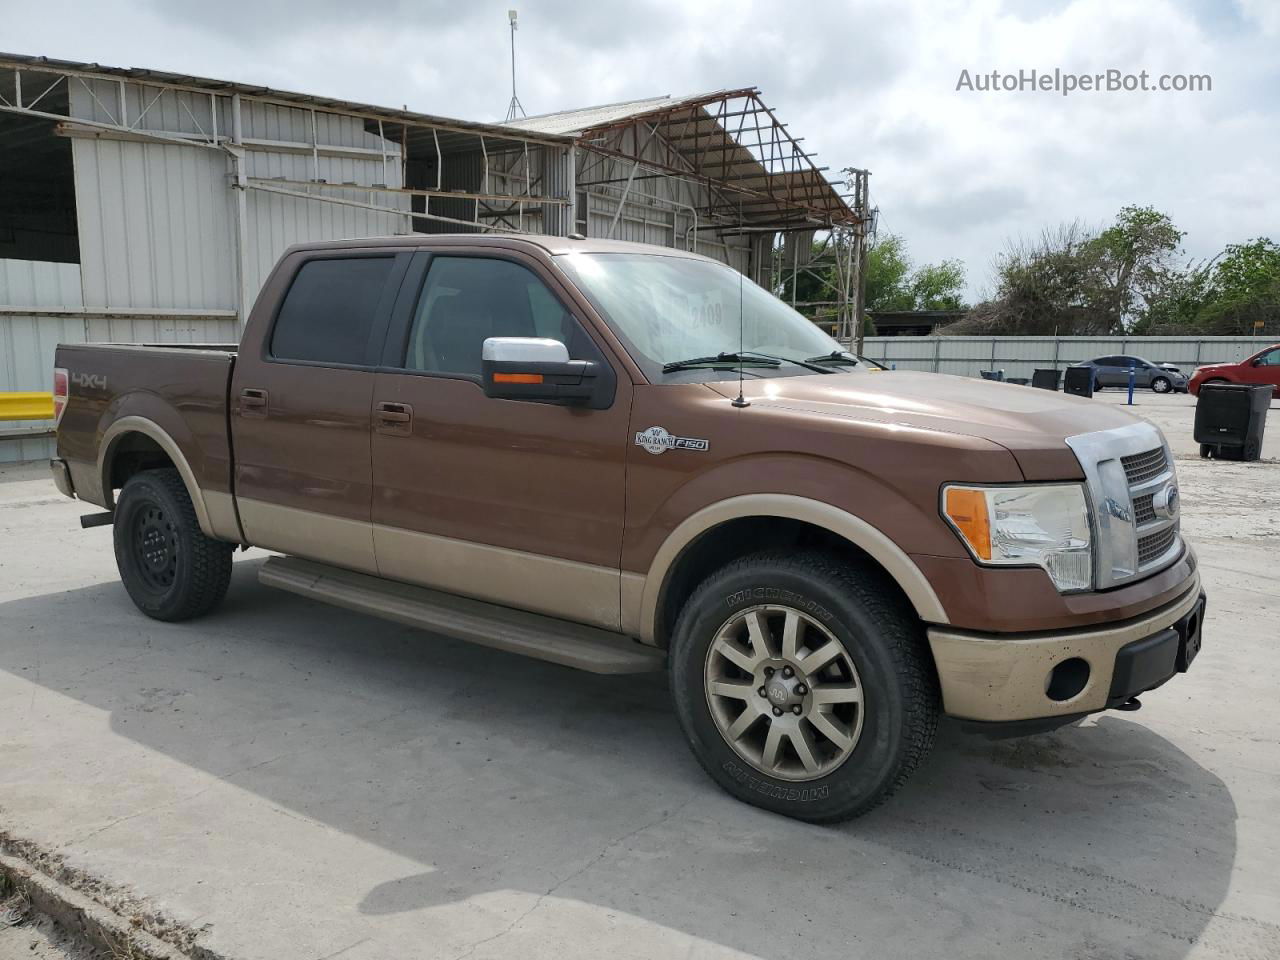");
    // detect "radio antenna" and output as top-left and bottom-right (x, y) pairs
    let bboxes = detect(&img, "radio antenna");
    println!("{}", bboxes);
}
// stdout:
(504, 10), (527, 122)
(731, 259), (749, 408)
